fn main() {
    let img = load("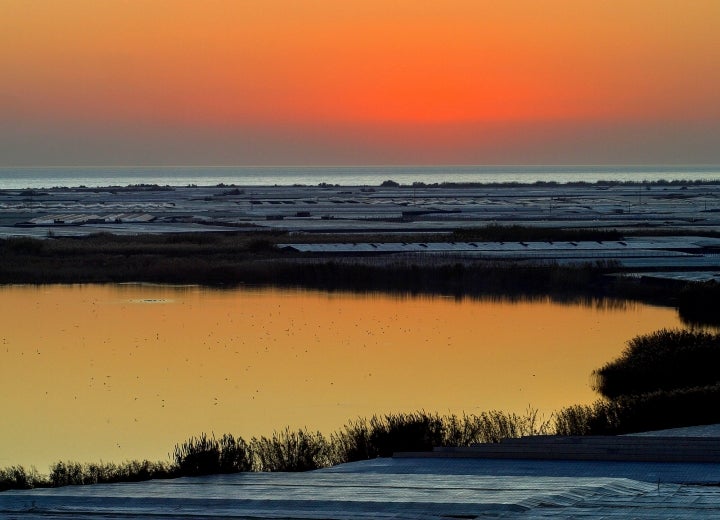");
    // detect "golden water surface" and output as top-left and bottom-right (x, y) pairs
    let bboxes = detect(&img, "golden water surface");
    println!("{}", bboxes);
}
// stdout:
(0, 284), (685, 469)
